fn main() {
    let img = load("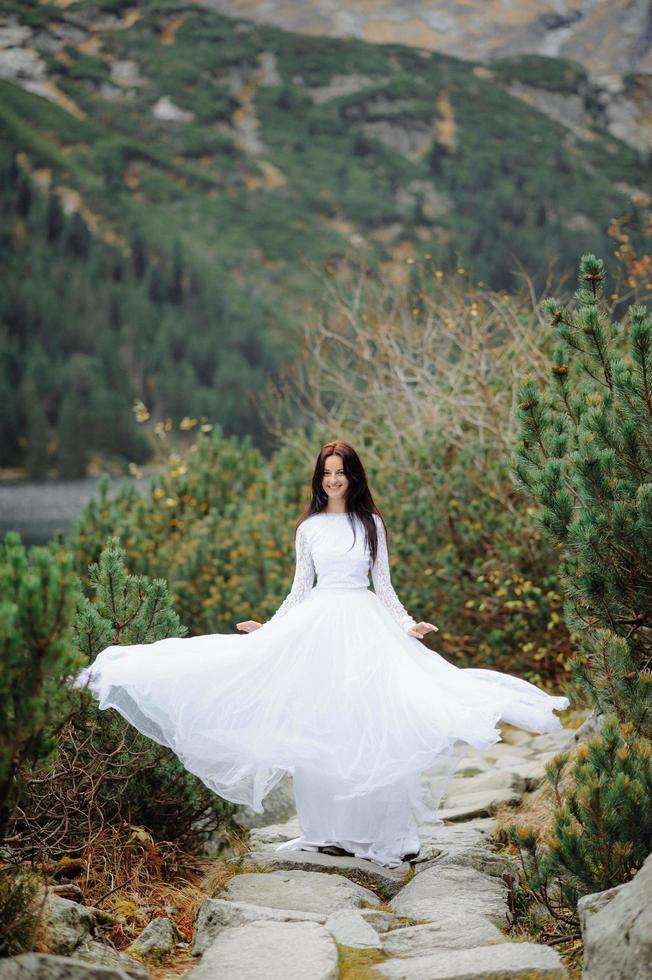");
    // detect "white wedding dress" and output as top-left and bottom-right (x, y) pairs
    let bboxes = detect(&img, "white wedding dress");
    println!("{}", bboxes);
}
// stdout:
(73, 511), (569, 867)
